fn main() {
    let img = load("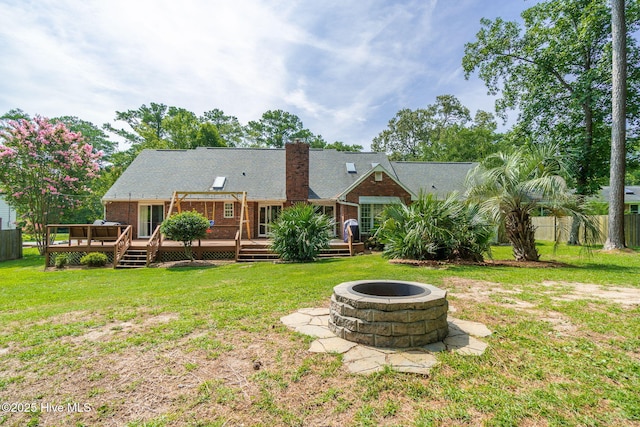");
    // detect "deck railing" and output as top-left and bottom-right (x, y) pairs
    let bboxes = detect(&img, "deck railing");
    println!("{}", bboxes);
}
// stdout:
(46, 224), (124, 247)
(347, 226), (354, 256)
(234, 230), (241, 261)
(146, 225), (162, 266)
(113, 225), (132, 268)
